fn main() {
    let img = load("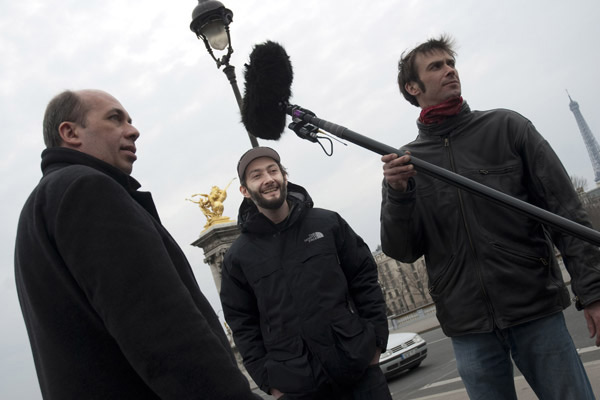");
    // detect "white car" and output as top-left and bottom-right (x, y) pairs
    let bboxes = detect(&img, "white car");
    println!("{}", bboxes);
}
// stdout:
(379, 332), (427, 378)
